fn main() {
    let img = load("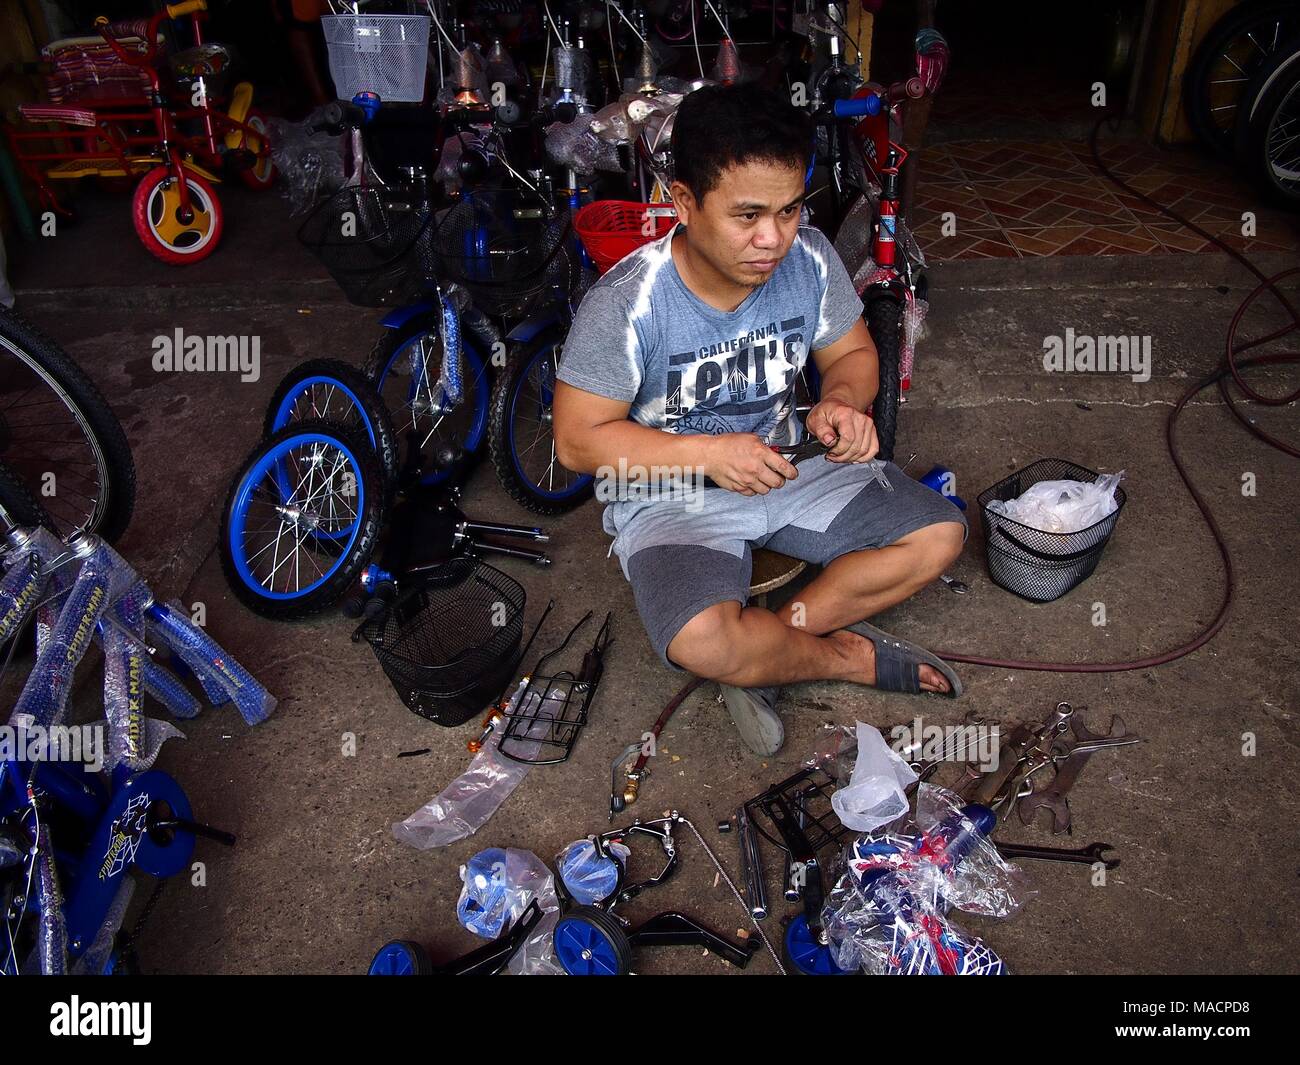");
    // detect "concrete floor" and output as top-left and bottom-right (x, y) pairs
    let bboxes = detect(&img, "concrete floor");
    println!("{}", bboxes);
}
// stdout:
(6, 180), (1298, 975)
